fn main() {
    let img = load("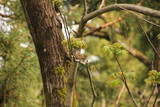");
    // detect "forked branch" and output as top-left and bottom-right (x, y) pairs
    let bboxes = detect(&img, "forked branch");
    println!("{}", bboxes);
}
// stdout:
(77, 4), (160, 37)
(115, 56), (138, 107)
(86, 63), (97, 107)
